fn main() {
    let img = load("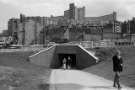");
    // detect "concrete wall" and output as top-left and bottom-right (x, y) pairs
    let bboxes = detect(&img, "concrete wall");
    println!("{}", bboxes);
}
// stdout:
(8, 19), (20, 36)
(35, 23), (43, 44)
(25, 20), (35, 45)
(29, 46), (55, 67)
(18, 23), (23, 44)
(76, 46), (96, 69)
(84, 34), (101, 41)
(64, 10), (70, 19)
(29, 45), (98, 69)
(103, 33), (121, 39)
(52, 45), (97, 69)
(50, 45), (78, 68)
(77, 7), (85, 21)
